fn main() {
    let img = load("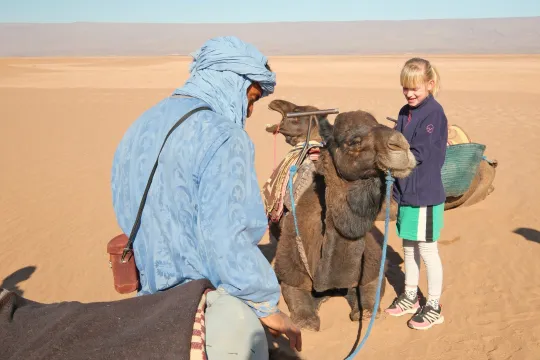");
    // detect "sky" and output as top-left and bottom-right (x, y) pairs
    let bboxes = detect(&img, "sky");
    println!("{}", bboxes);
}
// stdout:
(1, 0), (539, 23)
